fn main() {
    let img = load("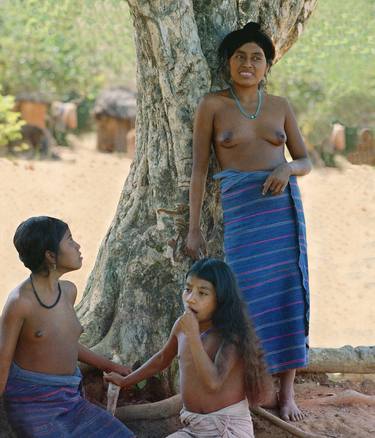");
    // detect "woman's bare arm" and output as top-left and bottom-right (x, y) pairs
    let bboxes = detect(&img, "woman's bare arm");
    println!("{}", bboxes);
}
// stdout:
(62, 281), (131, 375)
(104, 321), (179, 388)
(0, 293), (29, 395)
(263, 98), (311, 195)
(187, 335), (239, 392)
(78, 344), (132, 375)
(179, 309), (239, 392)
(283, 98), (312, 176)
